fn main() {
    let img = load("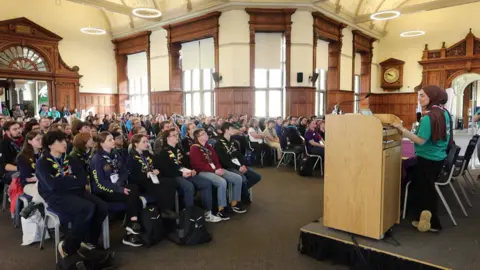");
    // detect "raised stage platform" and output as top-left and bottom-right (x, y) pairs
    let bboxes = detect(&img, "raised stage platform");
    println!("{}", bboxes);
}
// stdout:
(299, 213), (479, 270)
